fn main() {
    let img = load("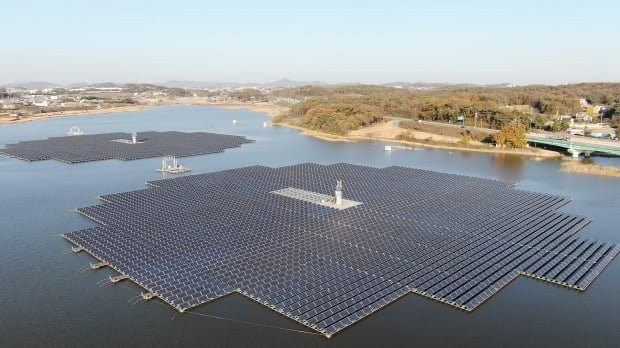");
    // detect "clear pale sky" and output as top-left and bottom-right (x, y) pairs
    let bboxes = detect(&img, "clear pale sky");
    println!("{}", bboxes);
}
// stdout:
(3, 0), (618, 85)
